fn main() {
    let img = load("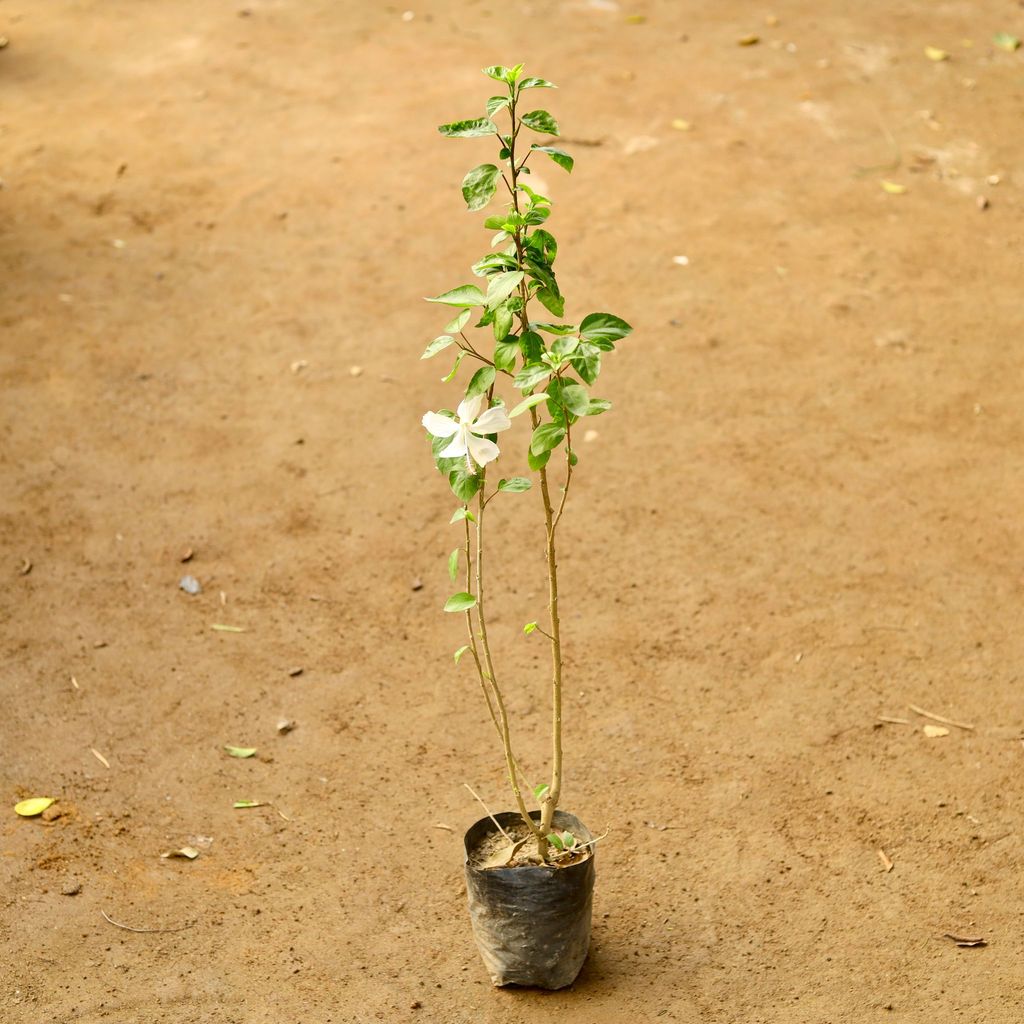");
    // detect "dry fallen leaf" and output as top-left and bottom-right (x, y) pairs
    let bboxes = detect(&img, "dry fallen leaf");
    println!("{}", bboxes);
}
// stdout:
(944, 932), (986, 947)
(925, 46), (950, 61)
(161, 846), (199, 860)
(738, 34), (760, 46)
(14, 797), (55, 817)
(923, 724), (950, 738)
(881, 180), (908, 195)
(877, 849), (894, 872)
